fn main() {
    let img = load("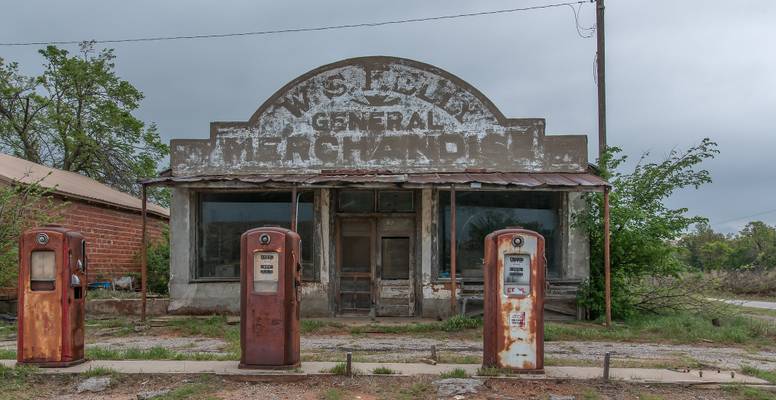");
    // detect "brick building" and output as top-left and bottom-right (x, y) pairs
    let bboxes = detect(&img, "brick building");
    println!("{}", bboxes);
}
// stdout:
(0, 153), (169, 282)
